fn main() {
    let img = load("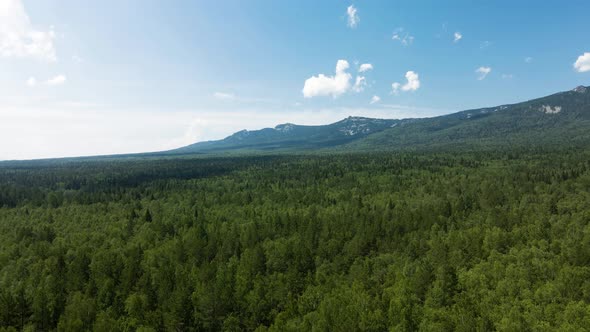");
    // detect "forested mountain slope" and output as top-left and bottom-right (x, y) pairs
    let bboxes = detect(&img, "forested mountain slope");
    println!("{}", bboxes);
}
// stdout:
(172, 117), (400, 153)
(173, 85), (590, 154)
(348, 85), (590, 151)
